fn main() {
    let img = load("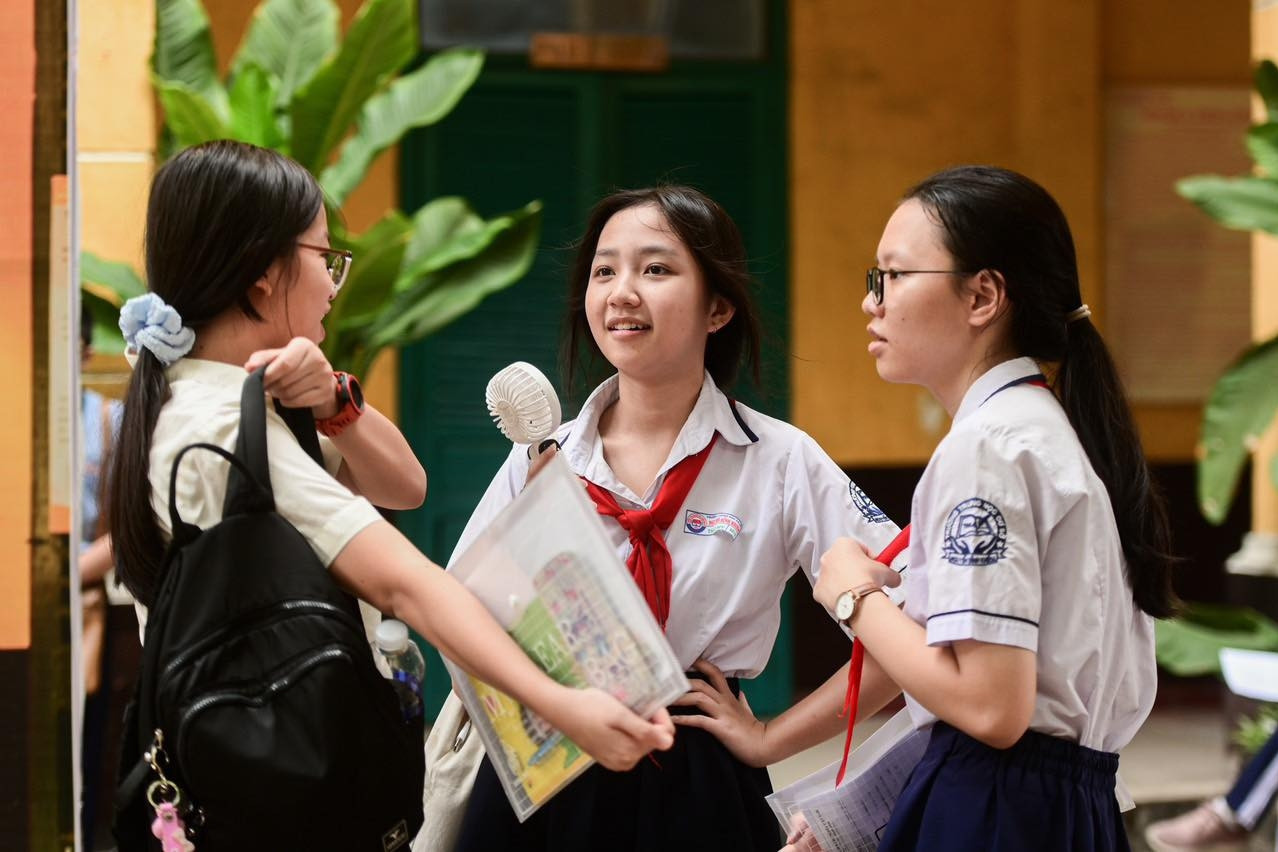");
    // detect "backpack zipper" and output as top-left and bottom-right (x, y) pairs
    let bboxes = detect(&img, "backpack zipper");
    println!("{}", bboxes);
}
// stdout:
(160, 599), (353, 682)
(175, 645), (351, 776)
